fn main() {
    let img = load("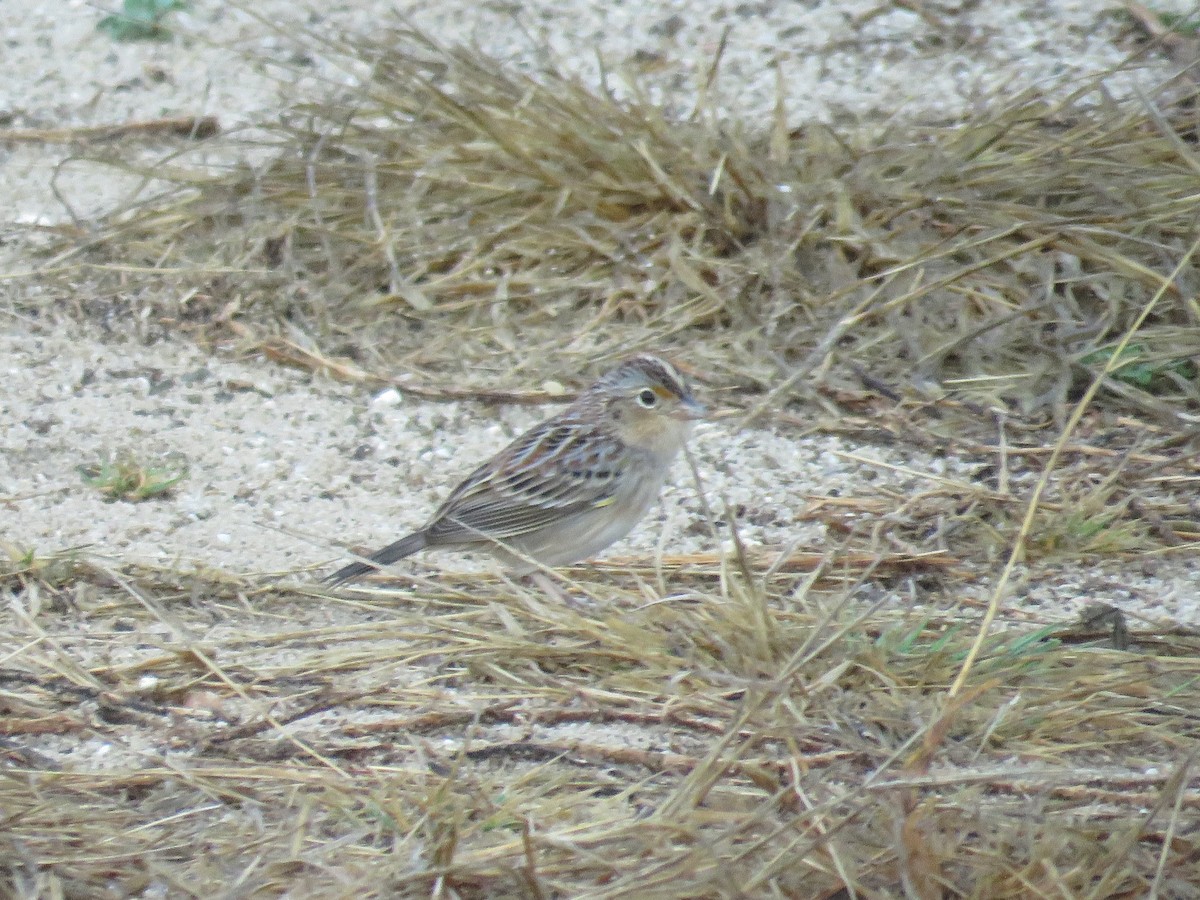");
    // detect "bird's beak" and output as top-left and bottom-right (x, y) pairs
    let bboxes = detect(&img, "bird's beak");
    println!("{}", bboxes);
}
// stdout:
(676, 396), (707, 421)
